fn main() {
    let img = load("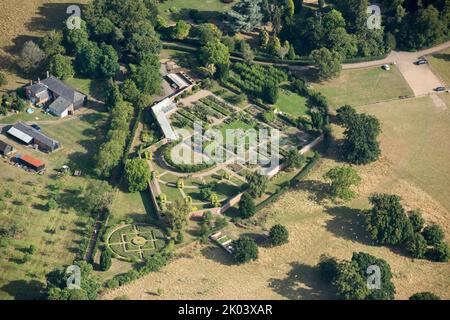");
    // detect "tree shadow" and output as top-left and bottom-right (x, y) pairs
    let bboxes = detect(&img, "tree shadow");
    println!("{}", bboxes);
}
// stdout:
(293, 179), (330, 204)
(241, 232), (268, 246)
(432, 53), (450, 61)
(200, 245), (234, 266)
(0, 280), (46, 300)
(25, 3), (86, 33)
(268, 262), (336, 300)
(324, 206), (374, 246)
